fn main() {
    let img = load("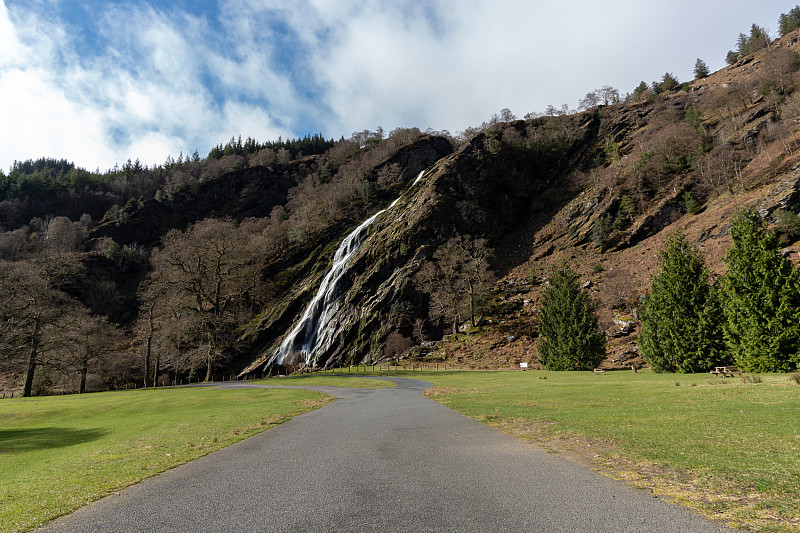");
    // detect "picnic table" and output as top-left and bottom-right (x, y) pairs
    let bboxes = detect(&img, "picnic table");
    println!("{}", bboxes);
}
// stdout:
(710, 366), (742, 377)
